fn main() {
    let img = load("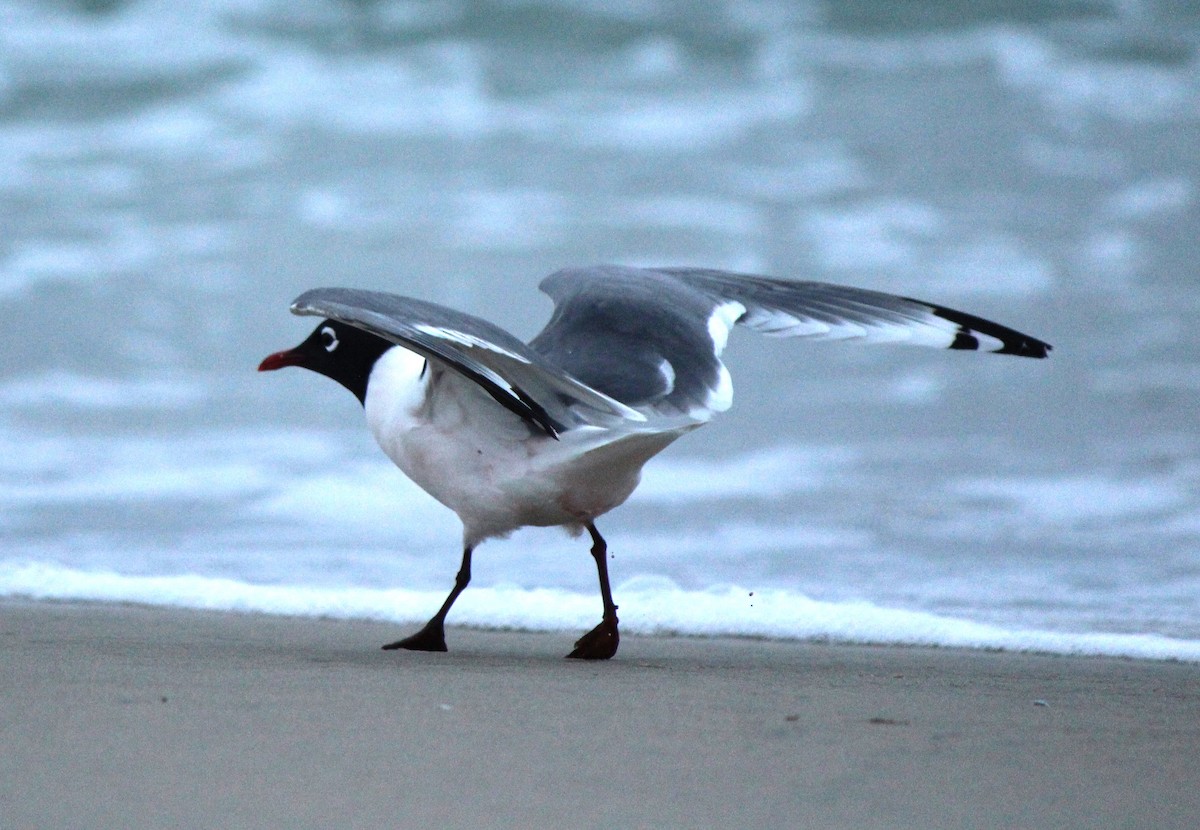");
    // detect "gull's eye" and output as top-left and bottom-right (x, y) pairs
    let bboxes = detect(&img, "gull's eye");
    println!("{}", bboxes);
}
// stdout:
(320, 326), (339, 353)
